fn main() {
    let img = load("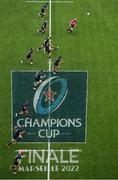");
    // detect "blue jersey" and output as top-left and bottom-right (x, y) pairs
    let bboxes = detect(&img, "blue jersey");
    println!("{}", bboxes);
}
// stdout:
(22, 103), (28, 112)
(13, 126), (22, 139)
(35, 72), (45, 82)
(41, 2), (48, 11)
(54, 57), (61, 66)
(42, 21), (47, 29)
(43, 38), (50, 47)
(26, 48), (33, 59)
(14, 154), (22, 166)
